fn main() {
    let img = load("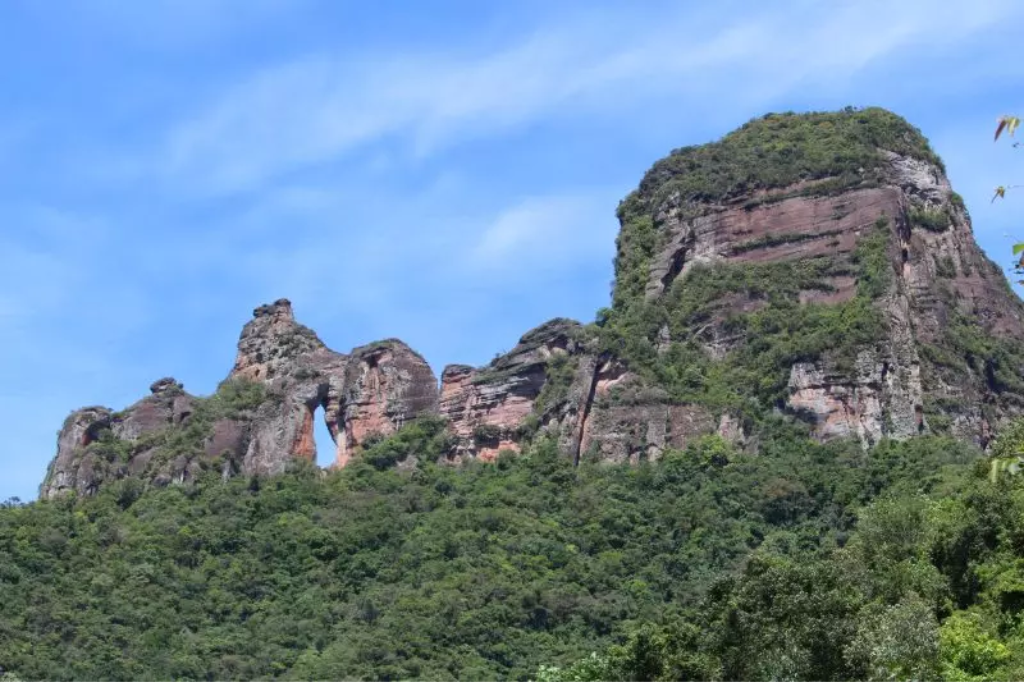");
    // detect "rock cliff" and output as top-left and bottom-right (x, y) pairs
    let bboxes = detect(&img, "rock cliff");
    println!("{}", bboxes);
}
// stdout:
(40, 107), (1024, 498)
(610, 108), (1024, 448)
